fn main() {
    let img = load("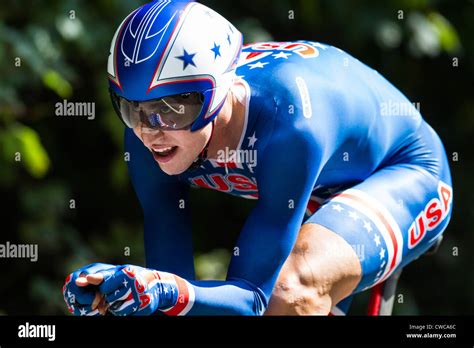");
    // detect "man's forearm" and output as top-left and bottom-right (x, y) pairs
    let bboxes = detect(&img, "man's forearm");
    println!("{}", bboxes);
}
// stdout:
(157, 273), (267, 316)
